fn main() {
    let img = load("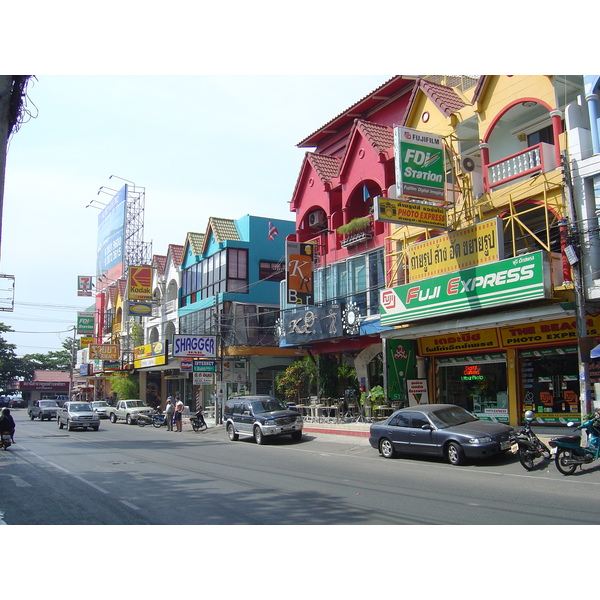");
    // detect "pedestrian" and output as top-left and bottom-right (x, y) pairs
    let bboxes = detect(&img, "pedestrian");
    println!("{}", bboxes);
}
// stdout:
(0, 407), (16, 443)
(165, 397), (175, 431)
(174, 396), (184, 432)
